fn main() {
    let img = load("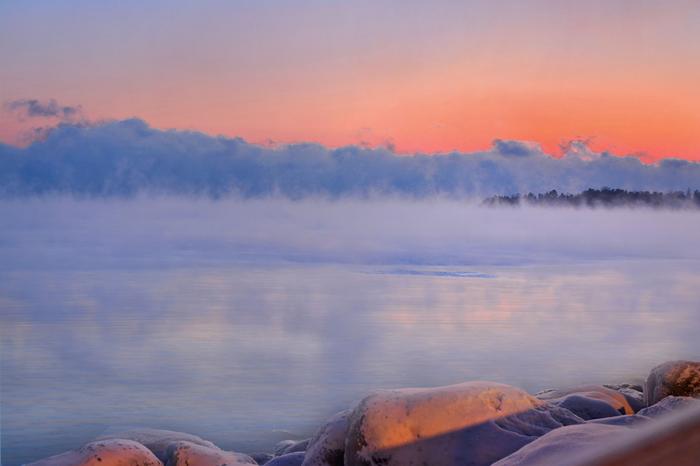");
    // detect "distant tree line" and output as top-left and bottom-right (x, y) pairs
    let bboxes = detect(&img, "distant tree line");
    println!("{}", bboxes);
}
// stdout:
(484, 188), (700, 209)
